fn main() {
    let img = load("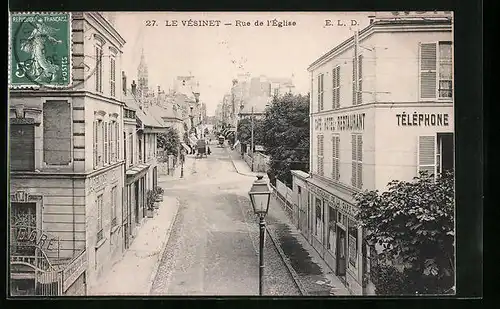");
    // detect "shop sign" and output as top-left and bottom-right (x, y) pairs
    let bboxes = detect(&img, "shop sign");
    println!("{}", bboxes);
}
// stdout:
(308, 184), (358, 217)
(396, 112), (450, 127)
(338, 200), (359, 217)
(63, 250), (87, 291)
(12, 226), (60, 252)
(314, 113), (365, 132)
